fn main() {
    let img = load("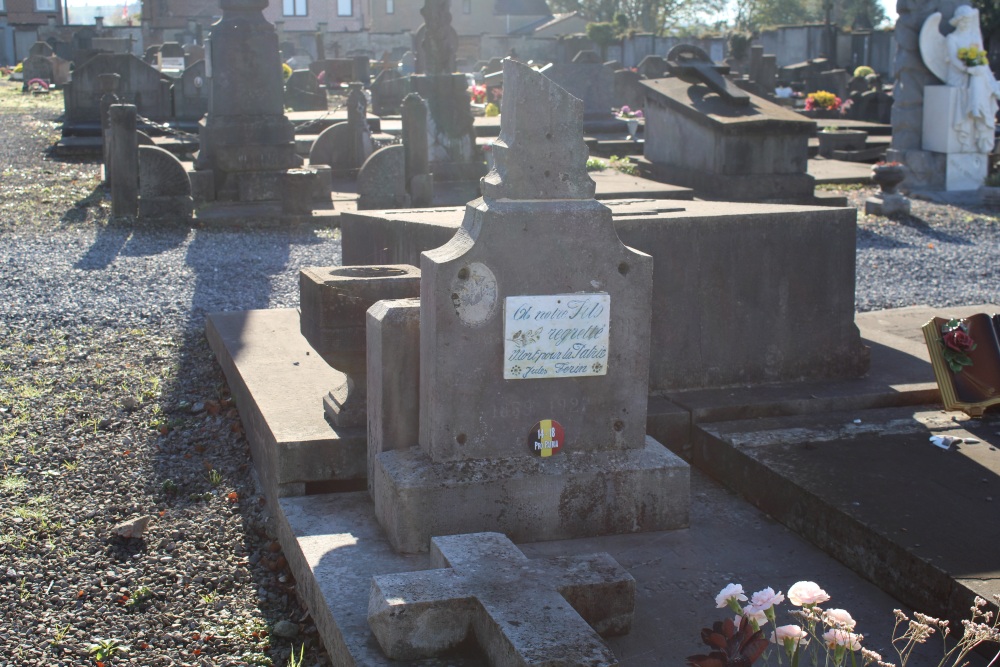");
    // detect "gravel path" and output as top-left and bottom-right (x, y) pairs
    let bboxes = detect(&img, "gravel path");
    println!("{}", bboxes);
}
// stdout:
(0, 79), (999, 667)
